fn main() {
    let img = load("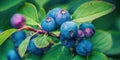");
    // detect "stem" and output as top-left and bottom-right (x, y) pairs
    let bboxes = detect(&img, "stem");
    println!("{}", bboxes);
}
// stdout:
(18, 25), (60, 39)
